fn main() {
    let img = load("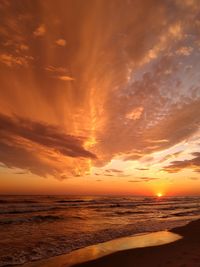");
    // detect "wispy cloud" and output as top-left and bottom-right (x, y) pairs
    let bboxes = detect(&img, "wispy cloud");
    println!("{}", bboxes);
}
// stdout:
(163, 152), (200, 173)
(45, 65), (67, 74)
(58, 75), (74, 81)
(128, 177), (159, 183)
(0, 53), (30, 67)
(176, 46), (193, 56)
